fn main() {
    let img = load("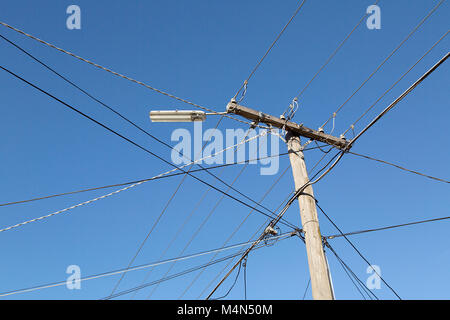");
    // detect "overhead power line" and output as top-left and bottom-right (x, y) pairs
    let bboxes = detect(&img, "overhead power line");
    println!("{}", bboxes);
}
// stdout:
(0, 231), (294, 298)
(0, 66), (298, 231)
(142, 135), (274, 300)
(0, 22), (250, 126)
(158, 2), (311, 298)
(307, 38), (450, 199)
(121, 127), (260, 298)
(0, 33), (286, 225)
(194, 149), (340, 299)
(342, 30), (449, 136)
(142, 147), (331, 300)
(326, 215), (450, 239)
(320, 0), (445, 130)
(176, 165), (293, 299)
(293, 0), (380, 101)
(211, 260), (243, 300)
(0, 143), (325, 209)
(348, 150), (450, 184)
(102, 232), (296, 300)
(302, 279), (310, 300)
(315, 202), (401, 300)
(196, 152), (332, 299)
(205, 150), (344, 299)
(0, 151), (296, 208)
(0, 141), (297, 234)
(324, 240), (379, 300)
(350, 51), (449, 146)
(107, 116), (226, 297)
(233, 0), (308, 99)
